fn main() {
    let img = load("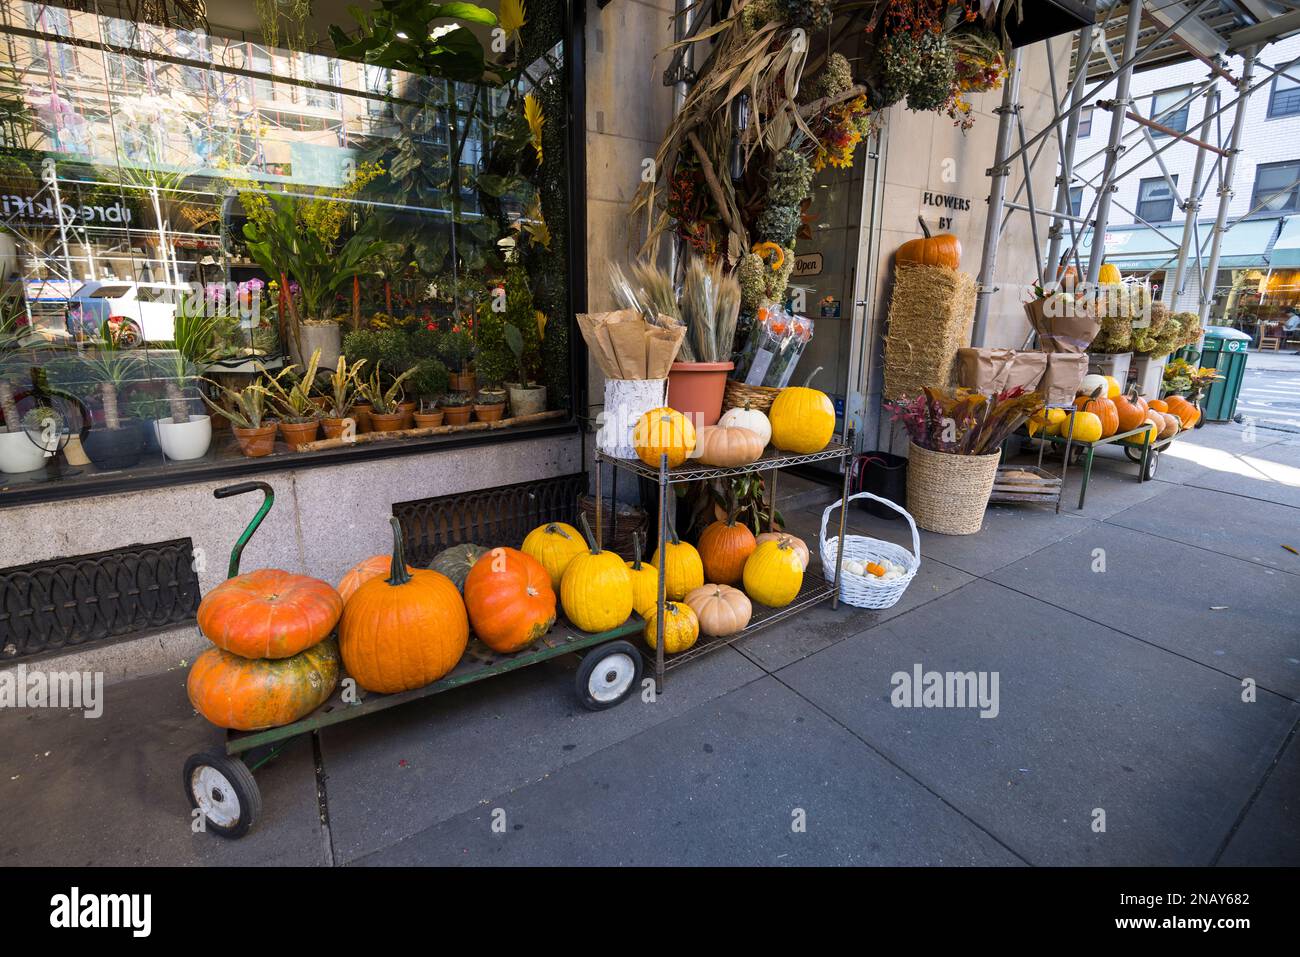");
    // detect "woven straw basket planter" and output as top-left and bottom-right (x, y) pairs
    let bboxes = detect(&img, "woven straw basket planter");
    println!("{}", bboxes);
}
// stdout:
(905, 443), (1001, 536)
